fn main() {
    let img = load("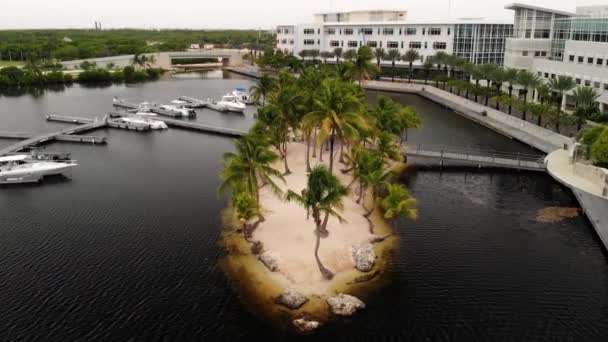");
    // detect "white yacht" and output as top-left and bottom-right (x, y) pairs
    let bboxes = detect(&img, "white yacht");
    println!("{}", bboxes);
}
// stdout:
(0, 154), (77, 185)
(231, 88), (255, 105)
(159, 104), (197, 118)
(116, 115), (168, 130)
(218, 95), (246, 113)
